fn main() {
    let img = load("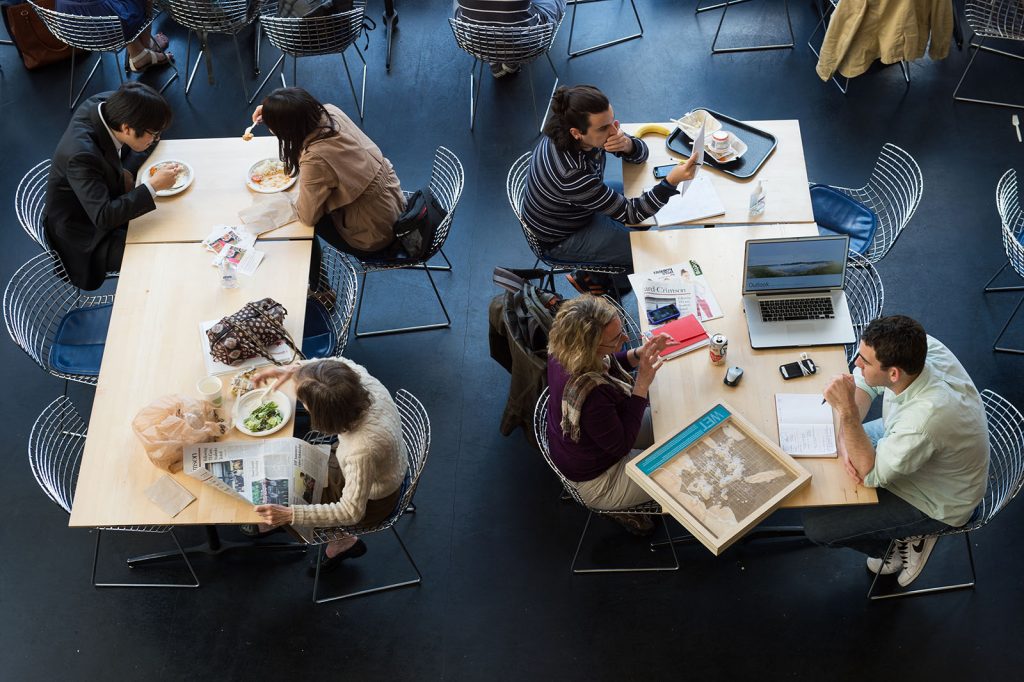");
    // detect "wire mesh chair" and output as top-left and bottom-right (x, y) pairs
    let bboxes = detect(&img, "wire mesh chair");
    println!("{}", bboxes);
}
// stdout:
(808, 0), (910, 94)
(566, 0), (642, 58)
(984, 169), (1024, 354)
(28, 2), (178, 109)
(162, 0), (258, 100)
(843, 249), (884, 365)
(601, 294), (643, 350)
(448, 17), (561, 132)
(307, 241), (359, 357)
(534, 389), (679, 574)
(247, 3), (368, 119)
(3, 251), (113, 386)
(811, 143), (923, 264)
(29, 396), (199, 588)
(868, 389), (1024, 600)
(16, 159), (50, 249)
(953, 0), (1024, 109)
(352, 146), (462, 337)
(698, 0), (793, 54)
(506, 152), (628, 295)
(307, 389), (428, 604)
